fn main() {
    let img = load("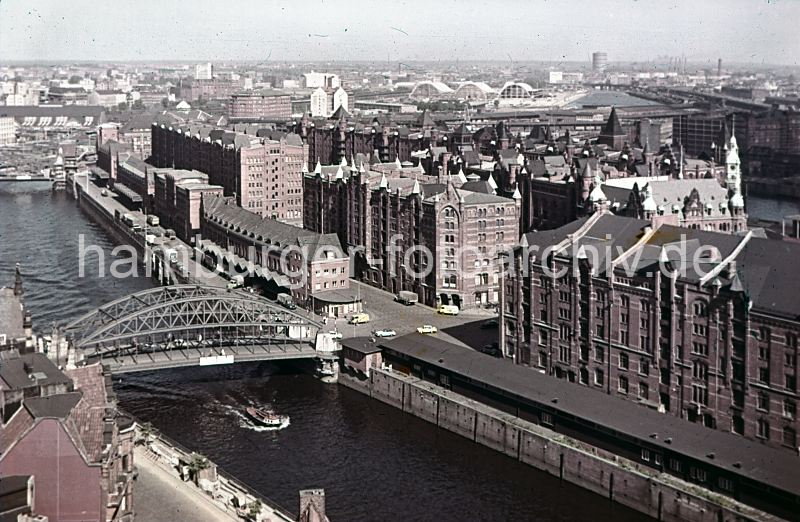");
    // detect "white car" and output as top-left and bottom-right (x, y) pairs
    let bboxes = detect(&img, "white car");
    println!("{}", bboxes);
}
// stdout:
(416, 325), (438, 335)
(372, 329), (397, 338)
(327, 330), (343, 340)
